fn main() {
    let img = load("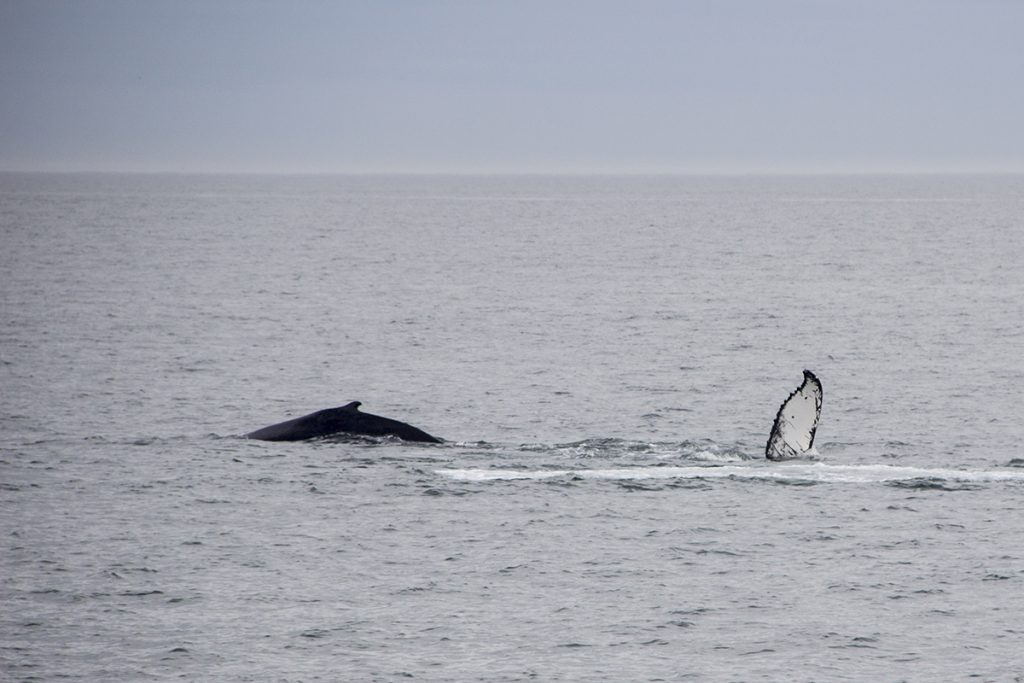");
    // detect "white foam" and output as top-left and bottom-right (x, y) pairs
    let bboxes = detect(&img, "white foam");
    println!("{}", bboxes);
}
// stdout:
(437, 463), (1024, 484)
(684, 449), (748, 463)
